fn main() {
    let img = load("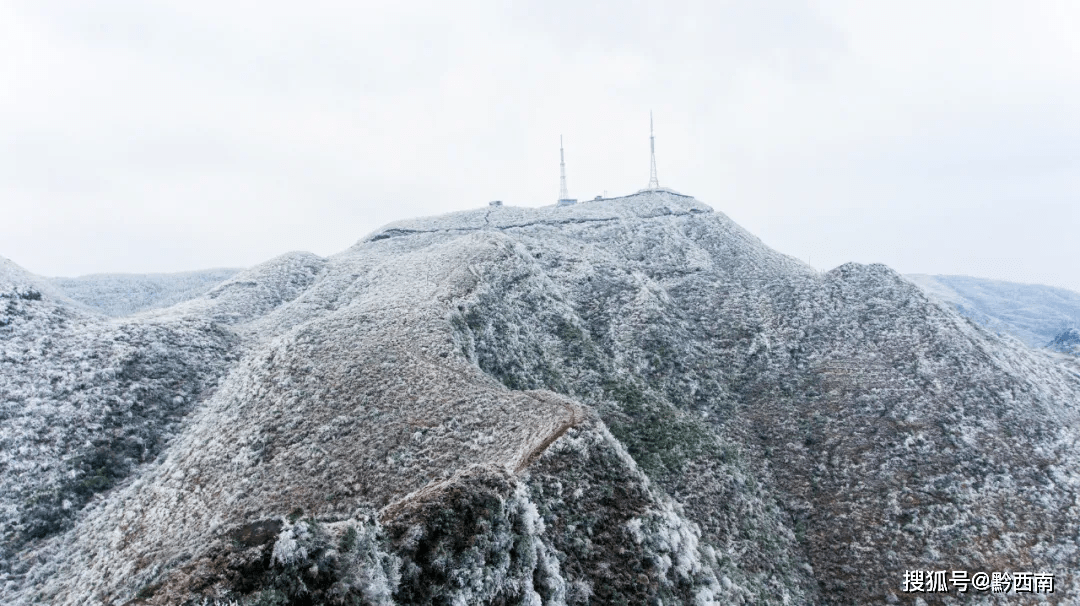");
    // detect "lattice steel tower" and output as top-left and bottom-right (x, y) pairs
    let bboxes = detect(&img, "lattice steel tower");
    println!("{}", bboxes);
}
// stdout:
(559, 135), (569, 201)
(648, 111), (659, 190)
